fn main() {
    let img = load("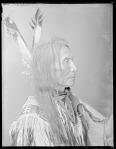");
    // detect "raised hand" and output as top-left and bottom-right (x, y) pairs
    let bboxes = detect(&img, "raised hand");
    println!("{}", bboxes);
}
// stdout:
(30, 7), (43, 30)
